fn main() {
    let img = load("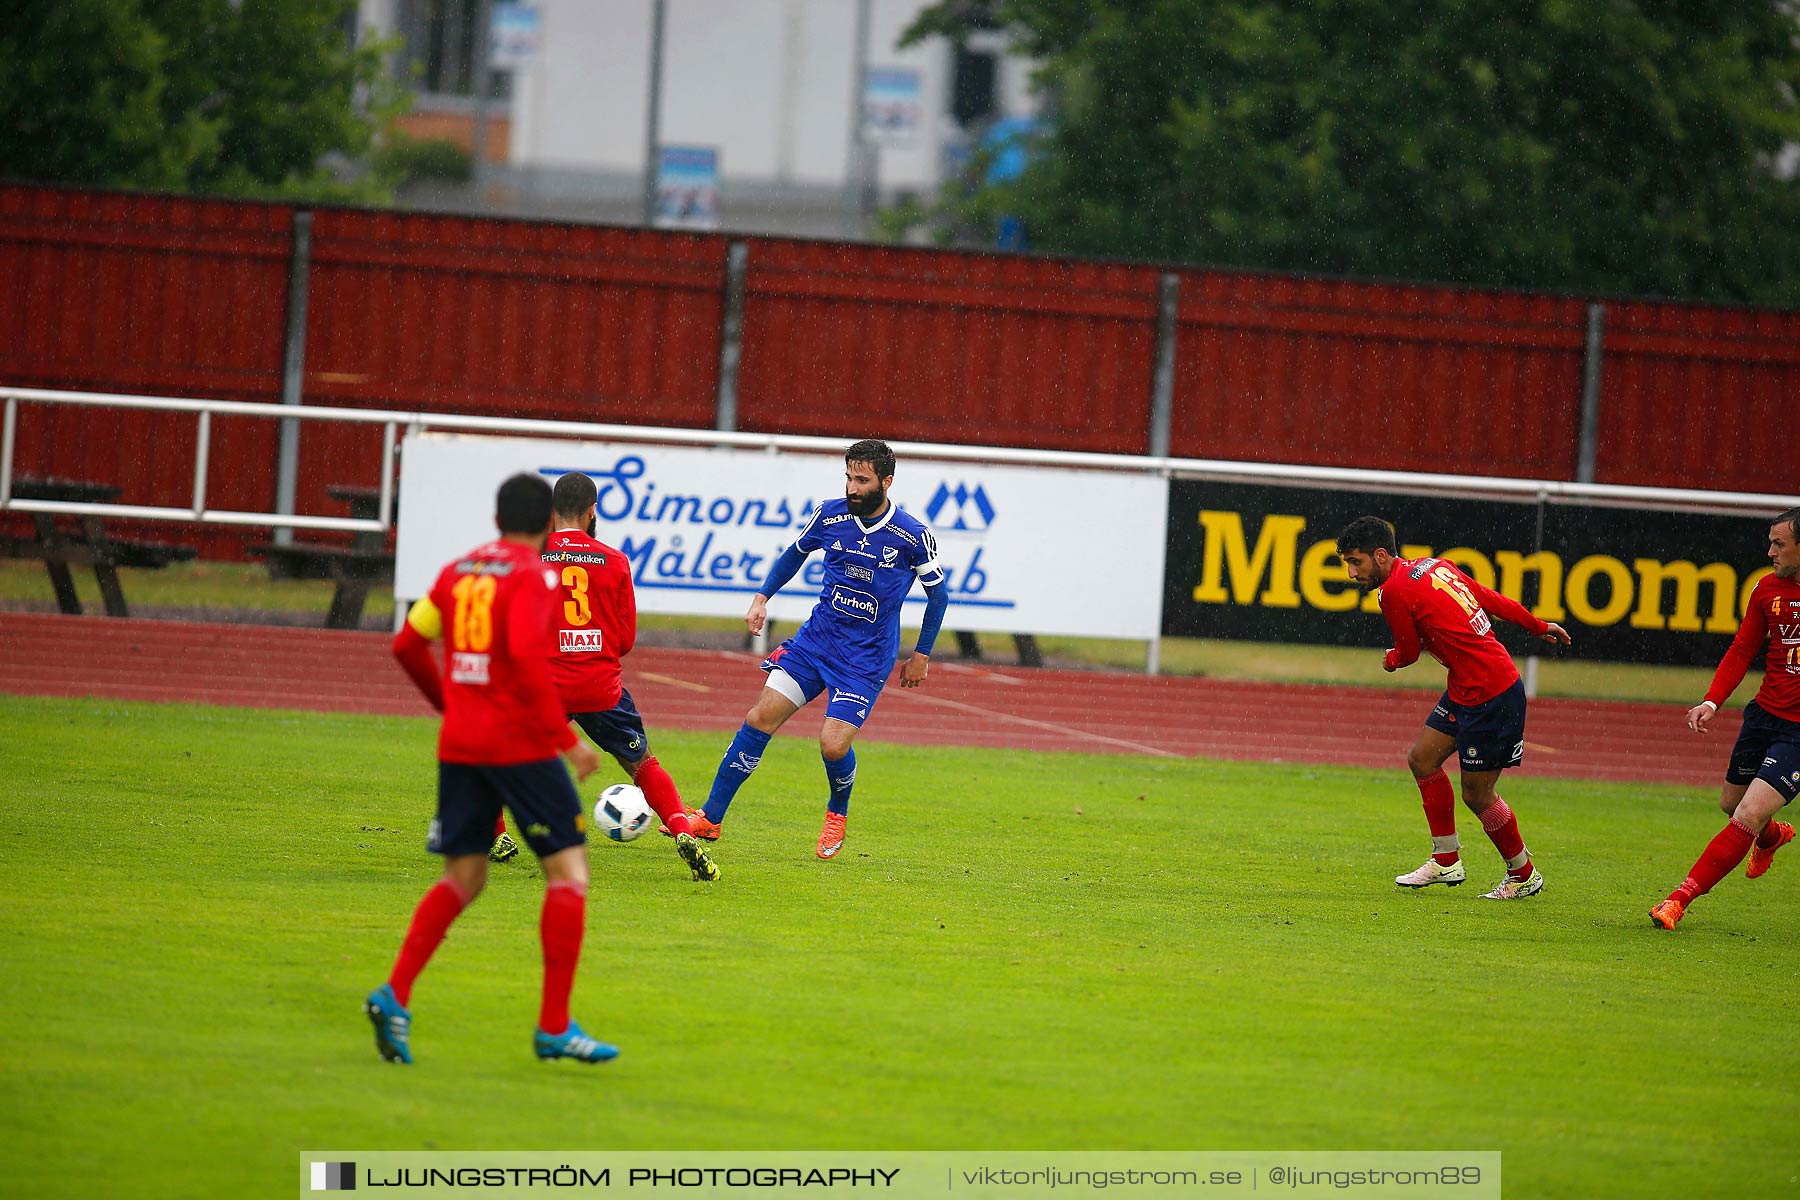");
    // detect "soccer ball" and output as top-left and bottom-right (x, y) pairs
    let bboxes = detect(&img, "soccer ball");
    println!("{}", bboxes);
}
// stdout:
(594, 783), (655, 842)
